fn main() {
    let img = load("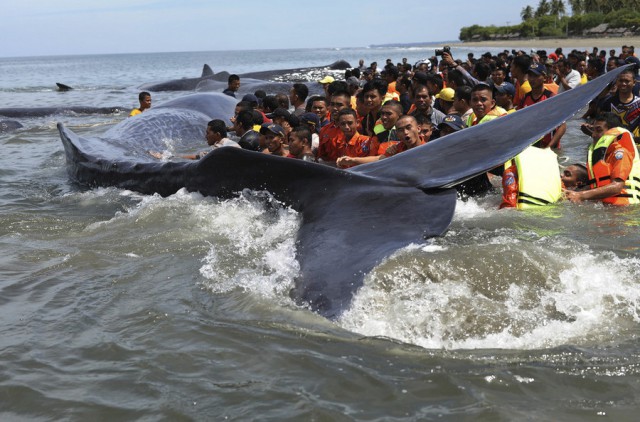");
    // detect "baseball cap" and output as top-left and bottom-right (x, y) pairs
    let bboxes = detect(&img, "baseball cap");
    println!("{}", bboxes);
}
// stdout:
(435, 87), (455, 102)
(494, 82), (516, 97)
(266, 108), (290, 120)
(318, 76), (335, 84)
(259, 124), (285, 137)
(299, 112), (320, 128)
(437, 114), (464, 132)
(242, 94), (259, 104)
(346, 76), (360, 87)
(527, 63), (547, 76)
